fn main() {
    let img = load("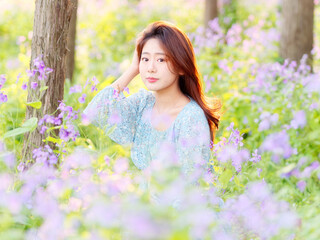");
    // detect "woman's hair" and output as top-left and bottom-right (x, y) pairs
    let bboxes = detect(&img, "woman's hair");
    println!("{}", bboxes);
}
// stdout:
(137, 21), (221, 143)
